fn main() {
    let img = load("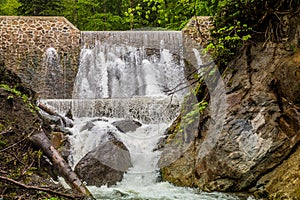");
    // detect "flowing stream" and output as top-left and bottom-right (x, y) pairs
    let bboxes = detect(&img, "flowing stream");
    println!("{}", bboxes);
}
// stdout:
(42, 31), (253, 199)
